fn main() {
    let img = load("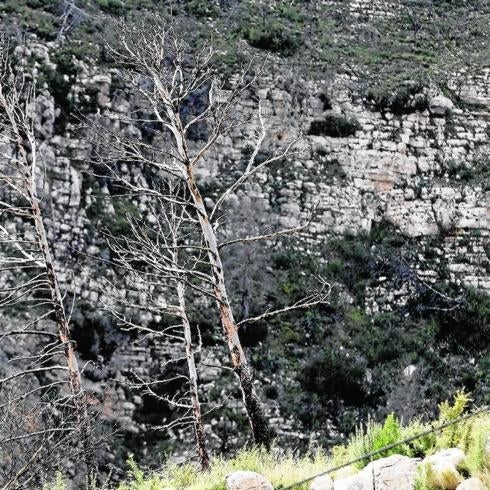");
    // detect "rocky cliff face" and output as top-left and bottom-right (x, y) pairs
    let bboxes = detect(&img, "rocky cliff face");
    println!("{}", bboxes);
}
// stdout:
(1, 0), (489, 475)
